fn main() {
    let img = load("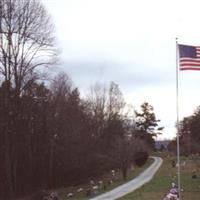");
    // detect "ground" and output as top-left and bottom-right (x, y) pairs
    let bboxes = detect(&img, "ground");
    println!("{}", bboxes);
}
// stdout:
(57, 159), (154, 200)
(117, 153), (200, 200)
(16, 152), (200, 200)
